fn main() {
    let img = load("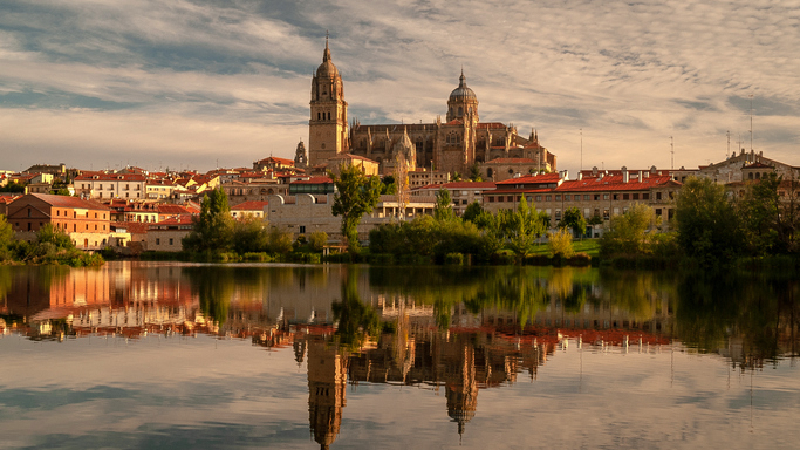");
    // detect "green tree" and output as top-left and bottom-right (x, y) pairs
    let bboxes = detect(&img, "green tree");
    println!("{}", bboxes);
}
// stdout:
(736, 173), (780, 256)
(332, 164), (382, 253)
(183, 187), (234, 253)
(675, 177), (742, 266)
(267, 227), (294, 254)
(434, 187), (455, 221)
(560, 206), (587, 239)
(462, 201), (483, 223)
(600, 203), (652, 256)
(548, 228), (575, 258)
(470, 163), (482, 181)
(309, 231), (329, 252)
(380, 175), (397, 196)
(508, 195), (547, 261)
(0, 214), (14, 262)
(231, 216), (268, 254)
